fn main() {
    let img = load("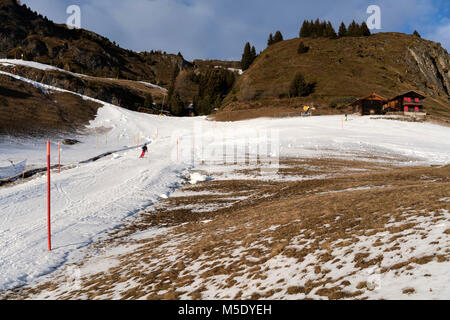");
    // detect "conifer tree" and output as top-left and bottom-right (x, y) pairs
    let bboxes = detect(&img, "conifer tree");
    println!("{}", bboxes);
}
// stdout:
(273, 31), (284, 43)
(166, 65), (180, 105)
(267, 33), (274, 46)
(170, 93), (184, 116)
(300, 20), (310, 38)
(347, 20), (358, 37)
(289, 72), (315, 97)
(338, 22), (347, 37)
(360, 22), (371, 36)
(320, 21), (328, 37)
(251, 46), (257, 62)
(326, 21), (337, 39)
(198, 95), (213, 115)
(299, 19), (337, 39)
(172, 65), (180, 80)
(297, 41), (309, 54)
(241, 42), (252, 71)
(413, 30), (421, 38)
(312, 19), (321, 38)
